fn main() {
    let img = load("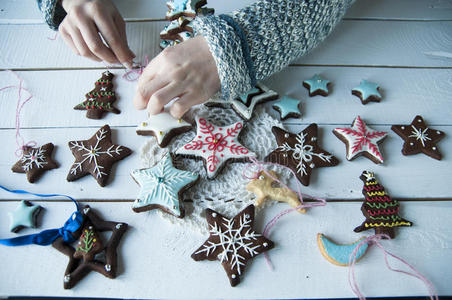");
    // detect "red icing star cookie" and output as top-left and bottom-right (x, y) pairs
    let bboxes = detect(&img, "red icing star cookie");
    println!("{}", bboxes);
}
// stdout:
(333, 116), (388, 164)
(391, 115), (445, 160)
(175, 117), (255, 179)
